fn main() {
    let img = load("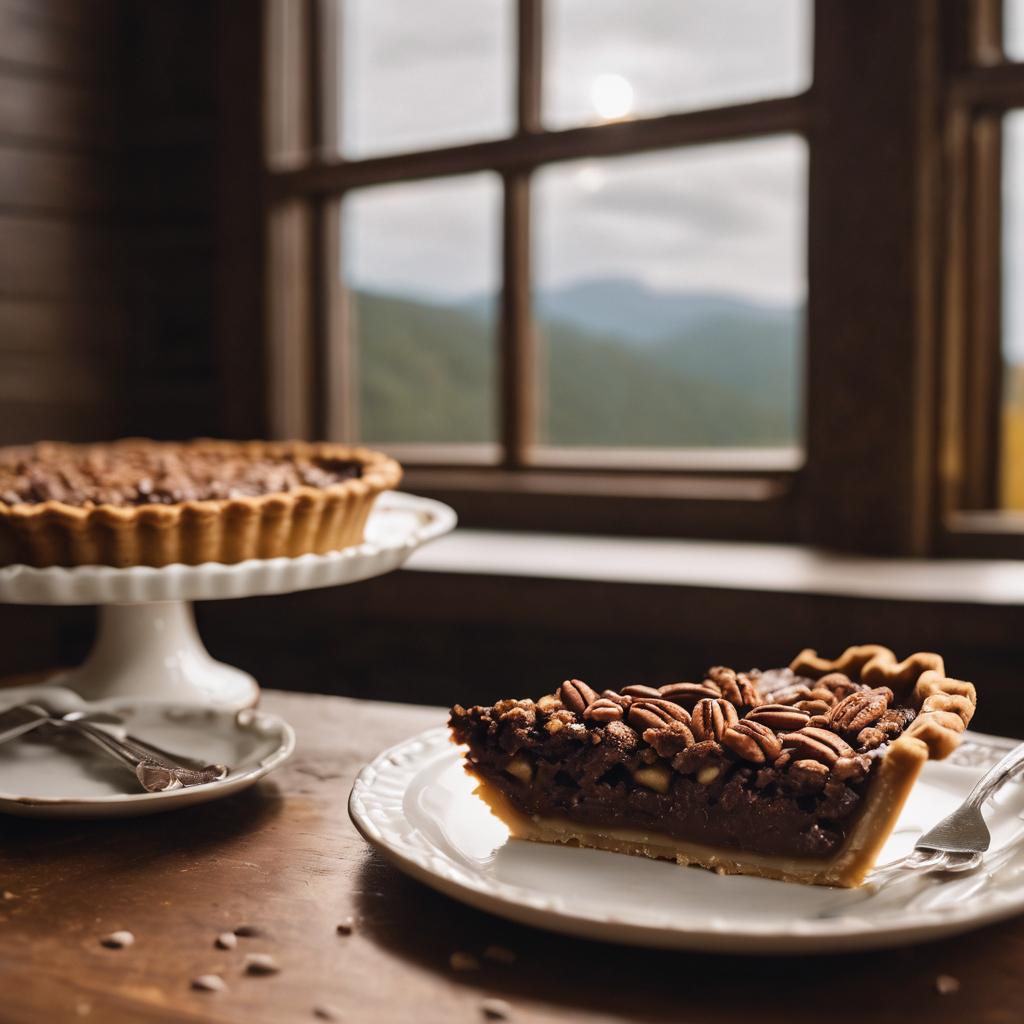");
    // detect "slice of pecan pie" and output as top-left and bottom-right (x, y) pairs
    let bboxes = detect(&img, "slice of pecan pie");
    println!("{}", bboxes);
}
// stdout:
(449, 646), (977, 887)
